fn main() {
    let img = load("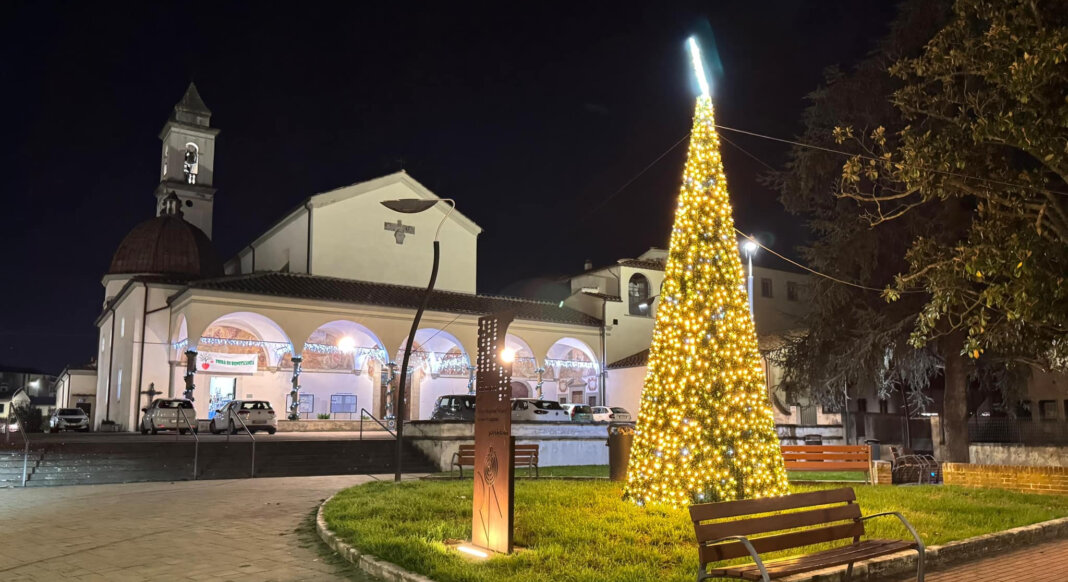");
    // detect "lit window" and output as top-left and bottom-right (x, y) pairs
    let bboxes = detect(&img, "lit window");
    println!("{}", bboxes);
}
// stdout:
(760, 278), (773, 298)
(117, 369), (123, 401)
(121, 318), (125, 338)
(787, 281), (799, 301)
(628, 273), (651, 316)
